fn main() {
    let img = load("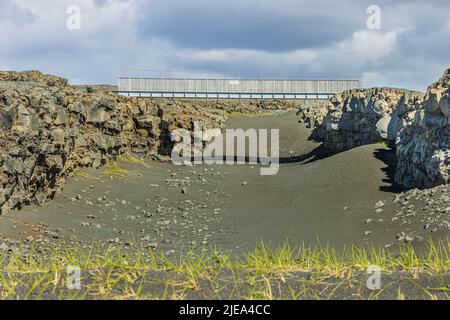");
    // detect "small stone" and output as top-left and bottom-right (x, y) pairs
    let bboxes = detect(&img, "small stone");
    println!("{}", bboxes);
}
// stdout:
(374, 201), (385, 209)
(165, 249), (175, 256)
